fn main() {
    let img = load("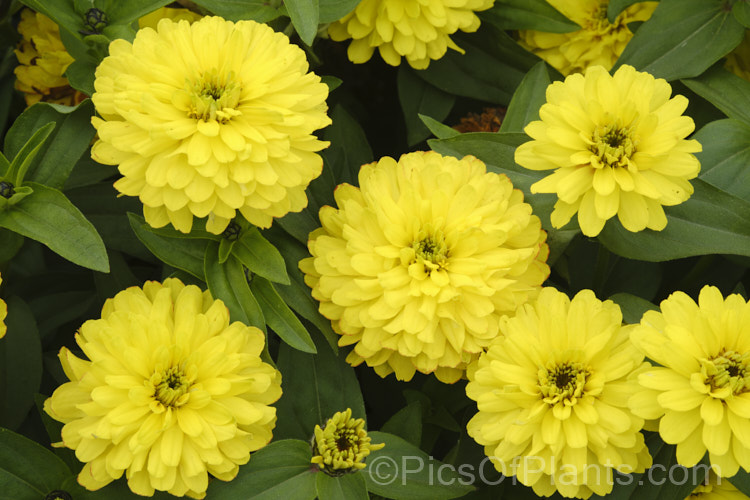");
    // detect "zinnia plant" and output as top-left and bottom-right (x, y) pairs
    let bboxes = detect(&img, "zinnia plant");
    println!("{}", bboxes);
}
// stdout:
(301, 151), (549, 383)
